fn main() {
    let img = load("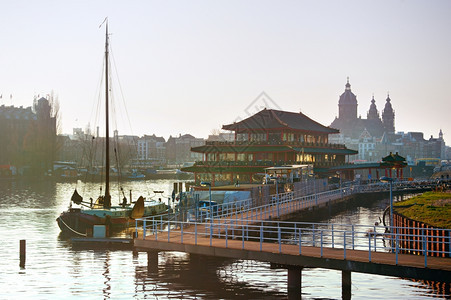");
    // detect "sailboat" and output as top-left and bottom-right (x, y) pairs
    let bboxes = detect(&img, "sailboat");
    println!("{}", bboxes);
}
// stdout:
(57, 22), (167, 236)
